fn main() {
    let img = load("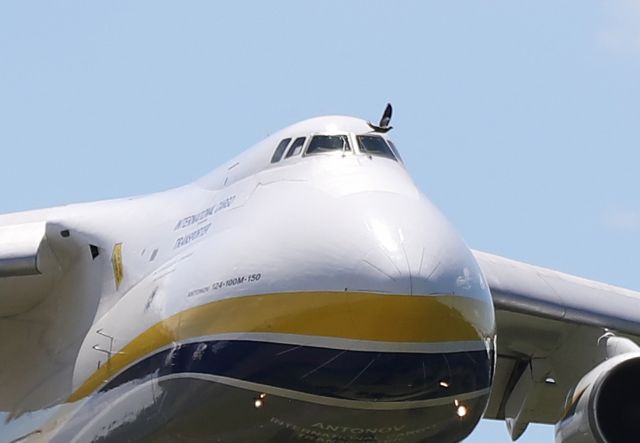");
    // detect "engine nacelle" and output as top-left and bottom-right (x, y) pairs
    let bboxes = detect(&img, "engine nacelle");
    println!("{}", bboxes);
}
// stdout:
(555, 352), (640, 443)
